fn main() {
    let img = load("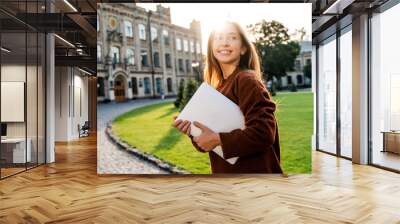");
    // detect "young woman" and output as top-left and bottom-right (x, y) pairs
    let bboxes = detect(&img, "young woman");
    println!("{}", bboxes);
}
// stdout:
(173, 21), (282, 174)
